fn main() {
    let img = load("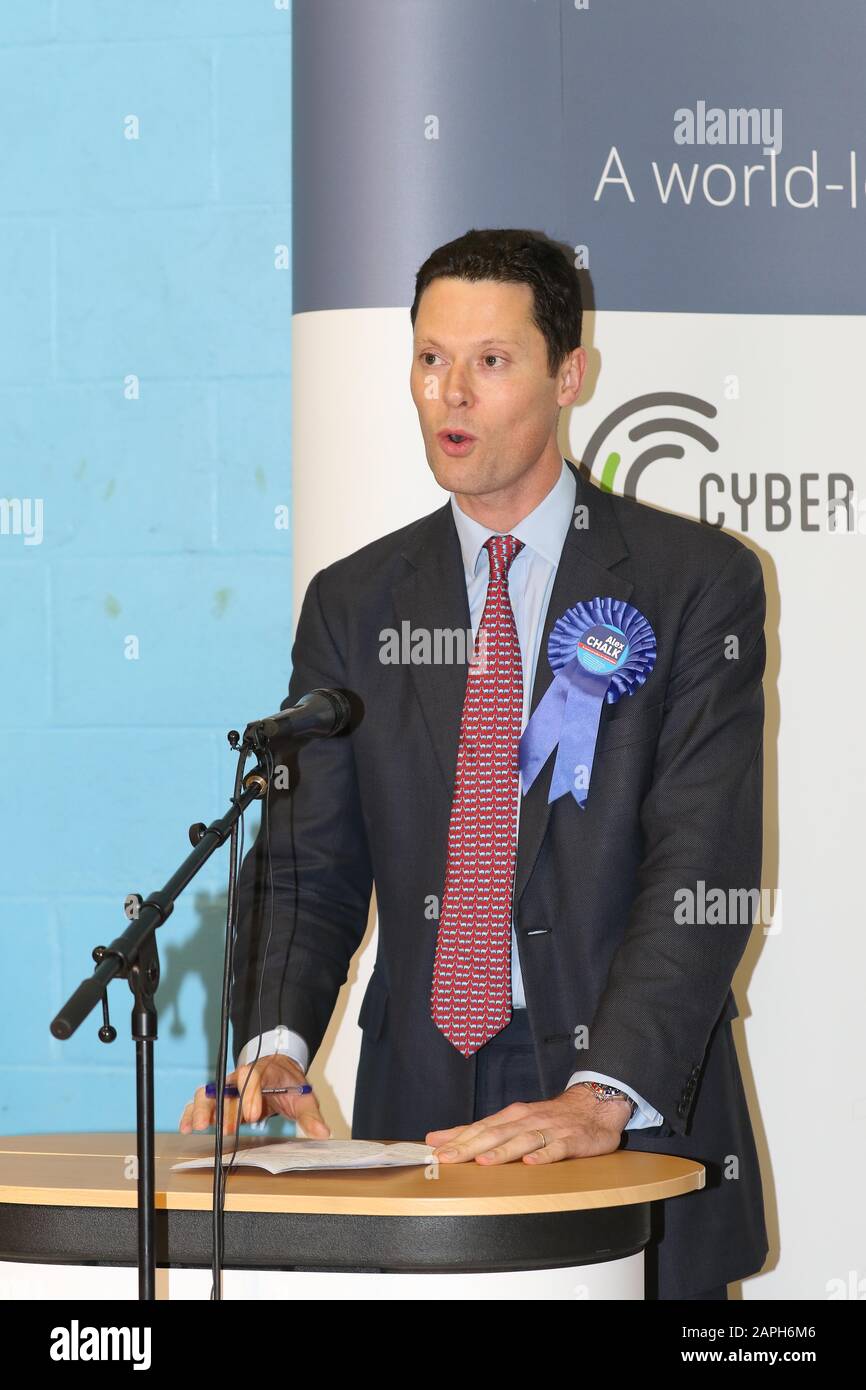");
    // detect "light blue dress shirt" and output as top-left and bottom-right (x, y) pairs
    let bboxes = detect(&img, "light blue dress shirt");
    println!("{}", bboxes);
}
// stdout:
(241, 457), (663, 1131)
